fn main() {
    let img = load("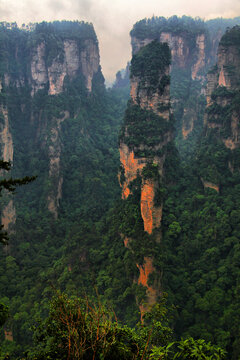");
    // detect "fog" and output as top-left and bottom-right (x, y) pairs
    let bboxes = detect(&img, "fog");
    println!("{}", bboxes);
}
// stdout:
(0, 0), (240, 82)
